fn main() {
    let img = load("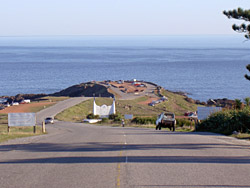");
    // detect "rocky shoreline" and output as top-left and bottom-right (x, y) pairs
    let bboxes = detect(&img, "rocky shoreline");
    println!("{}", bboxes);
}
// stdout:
(1, 80), (238, 109)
